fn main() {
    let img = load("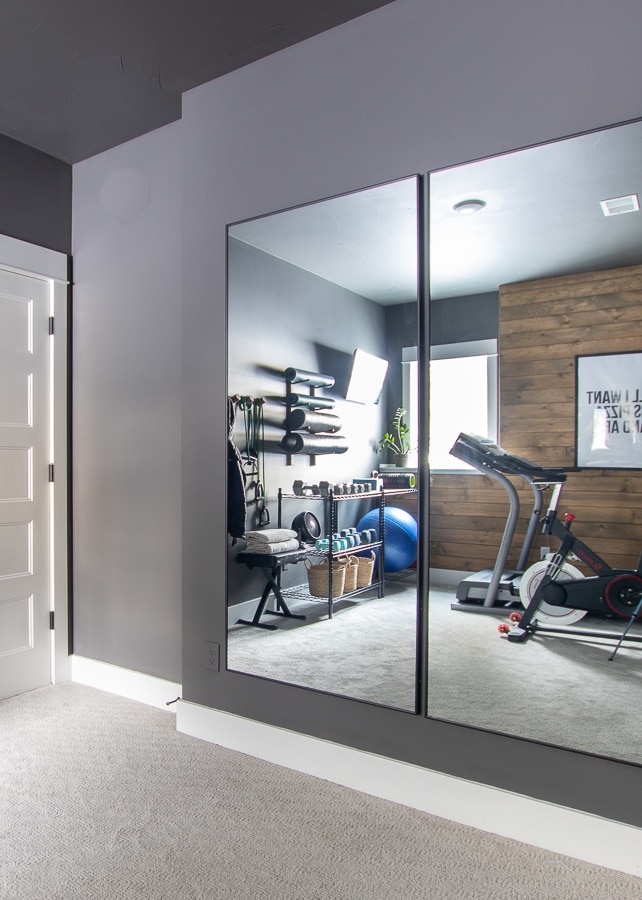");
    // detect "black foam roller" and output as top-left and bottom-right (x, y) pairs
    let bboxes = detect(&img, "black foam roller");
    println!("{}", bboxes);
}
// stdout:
(286, 392), (335, 410)
(284, 367), (335, 388)
(281, 433), (348, 454)
(286, 408), (342, 433)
